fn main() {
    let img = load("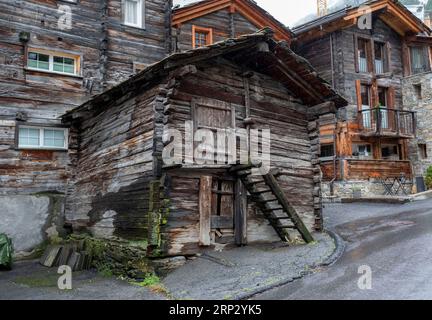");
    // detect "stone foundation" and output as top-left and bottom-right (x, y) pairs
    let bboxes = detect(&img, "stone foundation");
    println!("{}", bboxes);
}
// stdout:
(321, 180), (387, 200)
